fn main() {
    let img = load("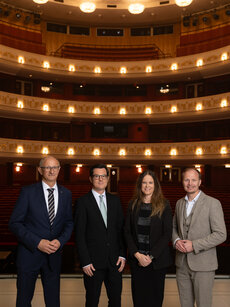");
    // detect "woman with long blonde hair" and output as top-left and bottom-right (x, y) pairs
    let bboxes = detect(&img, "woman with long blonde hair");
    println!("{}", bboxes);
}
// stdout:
(124, 170), (172, 307)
